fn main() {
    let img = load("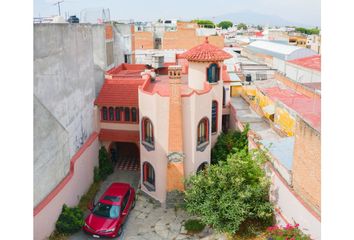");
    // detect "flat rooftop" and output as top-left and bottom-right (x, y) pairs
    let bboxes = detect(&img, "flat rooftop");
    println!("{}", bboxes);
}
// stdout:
(143, 73), (211, 96)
